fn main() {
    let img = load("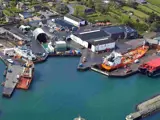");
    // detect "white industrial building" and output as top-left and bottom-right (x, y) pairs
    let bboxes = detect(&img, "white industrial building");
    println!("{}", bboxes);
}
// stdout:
(70, 29), (115, 52)
(33, 28), (47, 43)
(64, 14), (87, 27)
